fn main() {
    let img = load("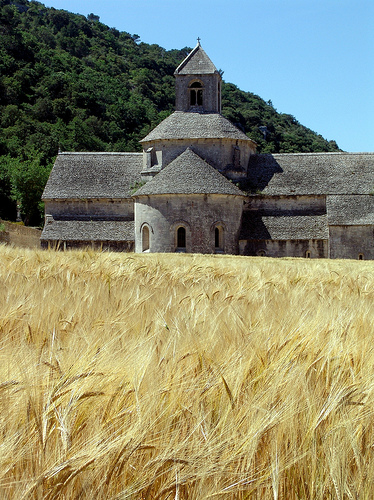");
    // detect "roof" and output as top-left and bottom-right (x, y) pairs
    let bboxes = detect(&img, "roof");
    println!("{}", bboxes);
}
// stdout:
(240, 212), (329, 240)
(174, 43), (218, 75)
(41, 220), (134, 241)
(141, 111), (252, 143)
(246, 153), (374, 196)
(42, 153), (143, 200)
(327, 195), (374, 225)
(133, 148), (246, 197)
